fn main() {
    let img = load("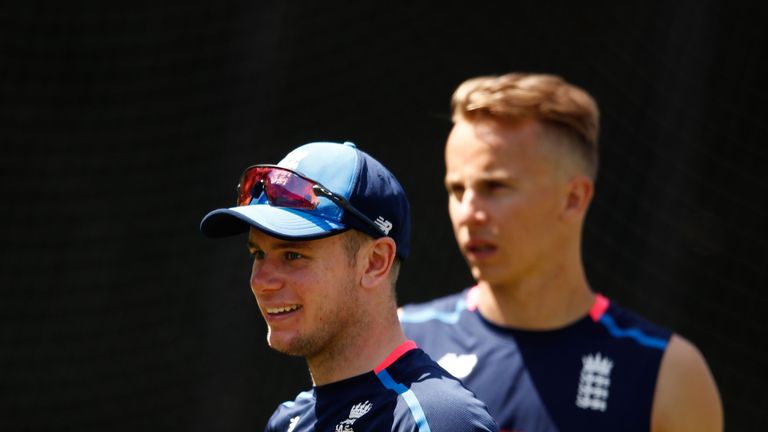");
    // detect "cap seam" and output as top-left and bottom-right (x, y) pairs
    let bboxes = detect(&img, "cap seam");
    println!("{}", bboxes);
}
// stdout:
(344, 148), (362, 199)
